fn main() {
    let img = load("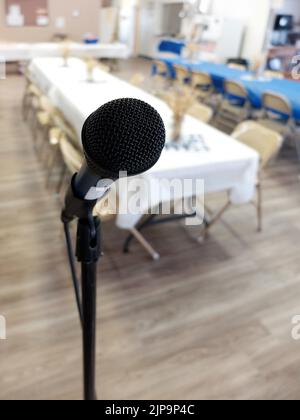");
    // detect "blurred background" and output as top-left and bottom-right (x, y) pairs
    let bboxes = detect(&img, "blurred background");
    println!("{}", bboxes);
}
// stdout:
(1, 0), (300, 400)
